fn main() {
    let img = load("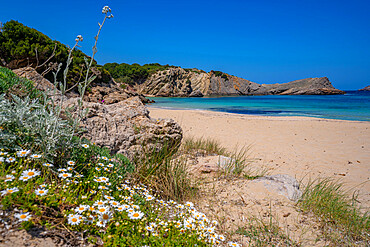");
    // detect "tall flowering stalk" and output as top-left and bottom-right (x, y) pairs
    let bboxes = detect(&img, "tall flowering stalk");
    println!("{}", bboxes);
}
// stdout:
(77, 6), (114, 119)
(49, 6), (113, 146)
